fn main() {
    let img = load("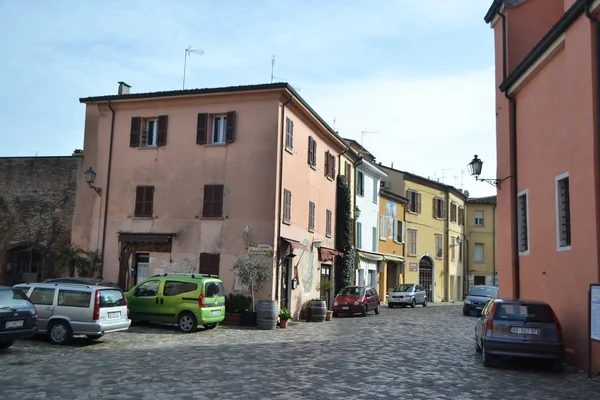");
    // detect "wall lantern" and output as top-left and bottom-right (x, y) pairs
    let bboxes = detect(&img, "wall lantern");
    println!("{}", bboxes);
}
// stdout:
(467, 155), (510, 190)
(354, 206), (361, 219)
(84, 167), (102, 196)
